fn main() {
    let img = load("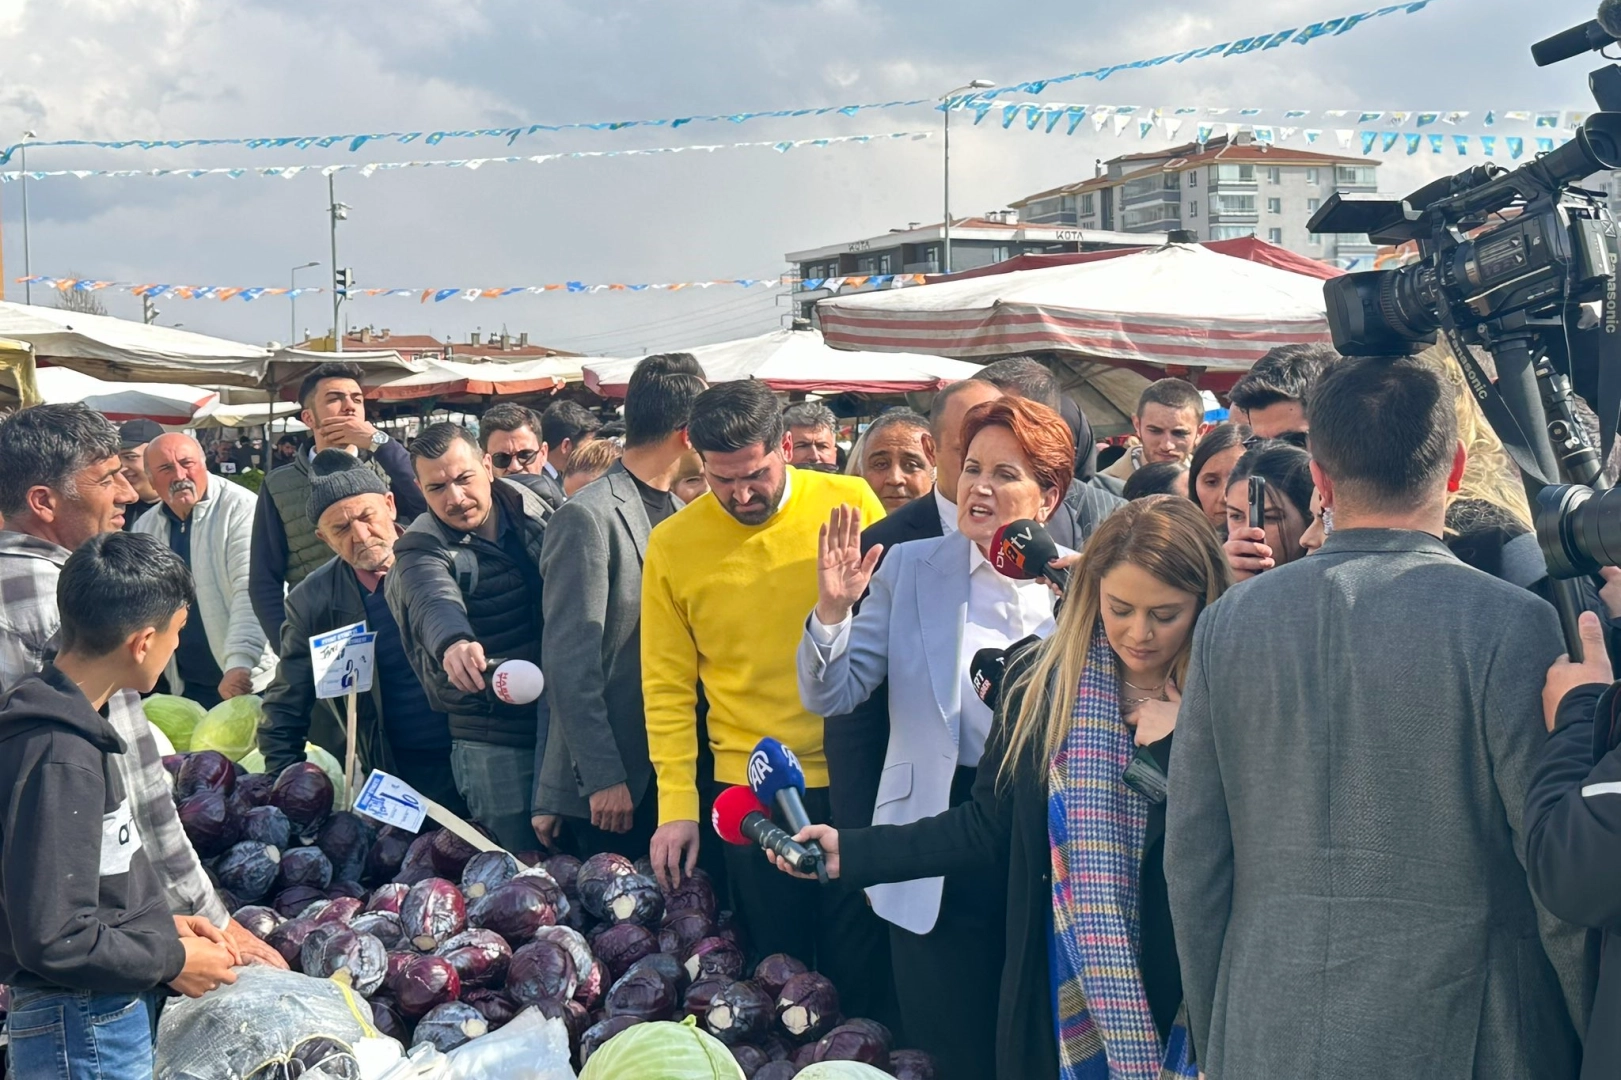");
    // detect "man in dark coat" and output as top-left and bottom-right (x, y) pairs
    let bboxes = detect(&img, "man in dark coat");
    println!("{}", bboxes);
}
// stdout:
(385, 423), (550, 852)
(257, 451), (464, 813)
(1167, 354), (1590, 1079)
(533, 355), (705, 857)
